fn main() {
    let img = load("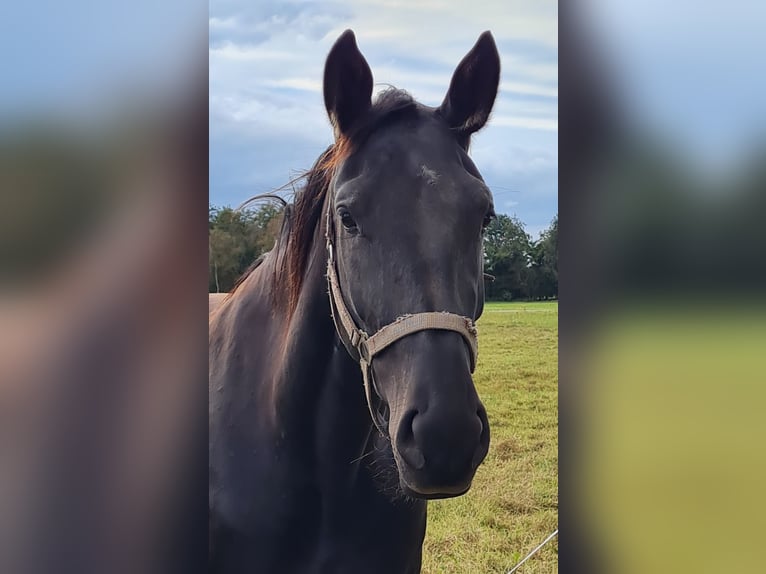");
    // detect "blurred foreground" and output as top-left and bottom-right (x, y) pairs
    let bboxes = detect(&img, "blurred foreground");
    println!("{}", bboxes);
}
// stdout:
(561, 1), (766, 572)
(0, 3), (208, 571)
